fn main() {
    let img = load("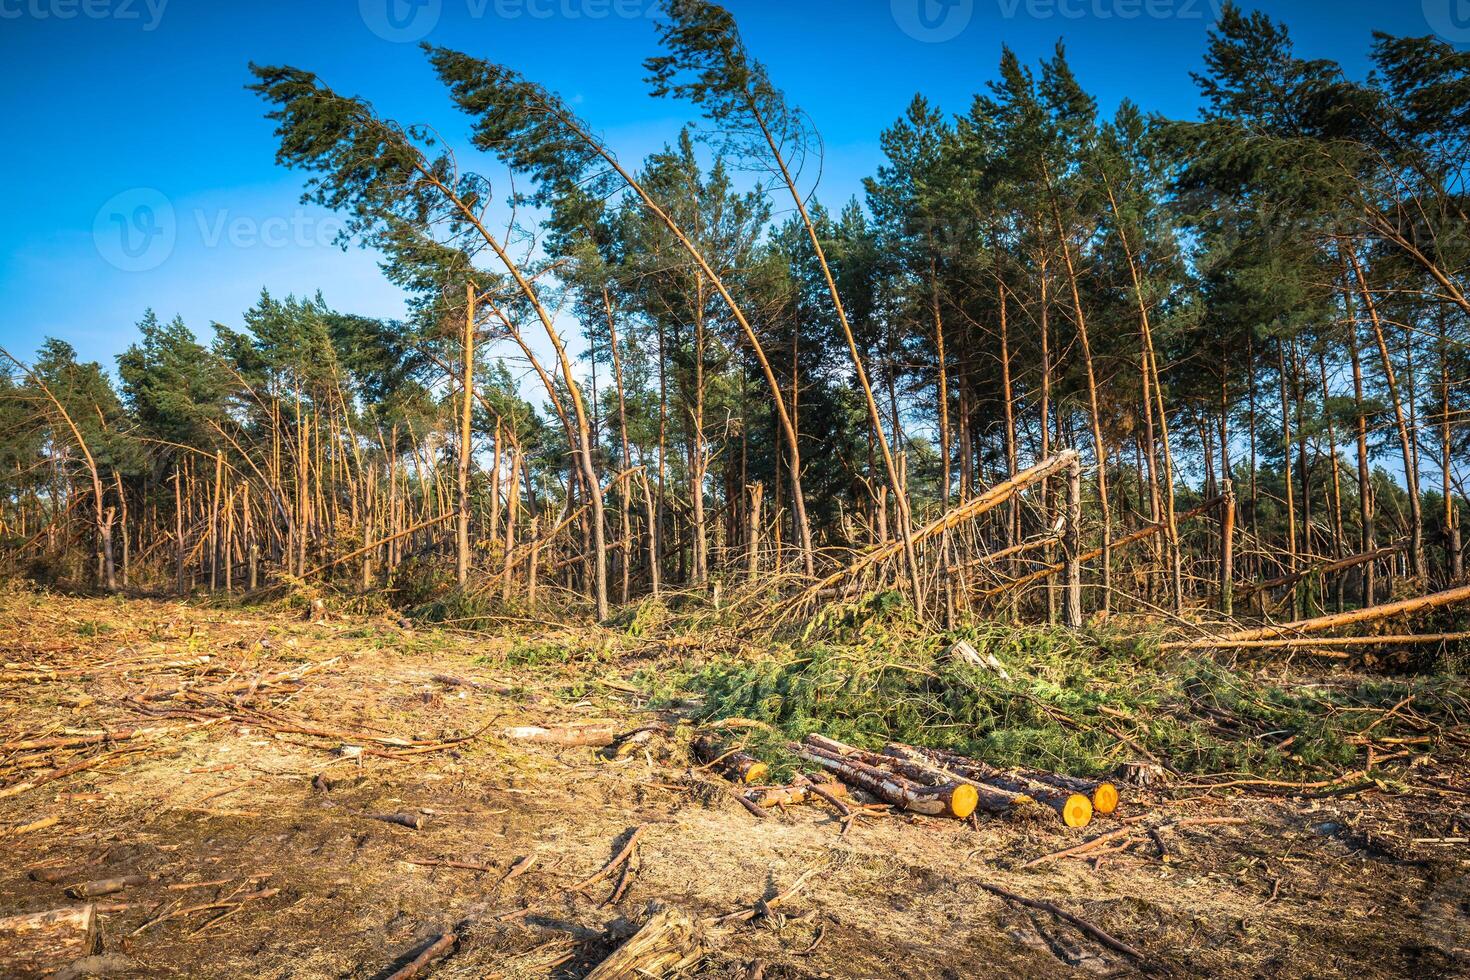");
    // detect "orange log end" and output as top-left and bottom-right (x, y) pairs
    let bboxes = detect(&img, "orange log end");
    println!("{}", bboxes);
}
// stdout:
(950, 783), (979, 820)
(1062, 793), (1093, 828)
(1093, 782), (1119, 815)
(742, 762), (770, 785)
